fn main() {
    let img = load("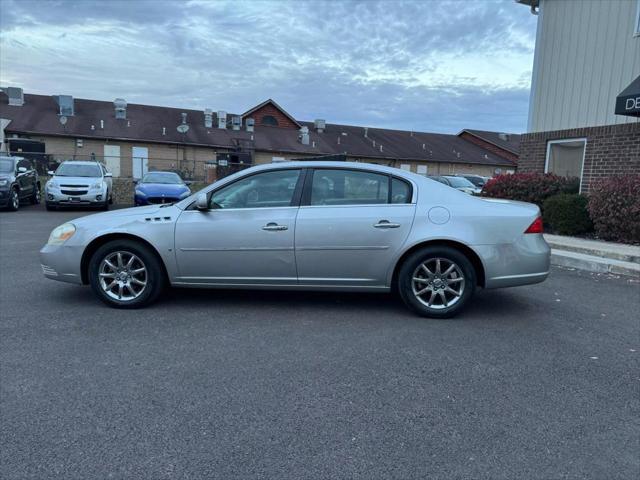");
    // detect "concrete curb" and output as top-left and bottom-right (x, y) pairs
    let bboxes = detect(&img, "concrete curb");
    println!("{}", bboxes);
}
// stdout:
(551, 249), (640, 278)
